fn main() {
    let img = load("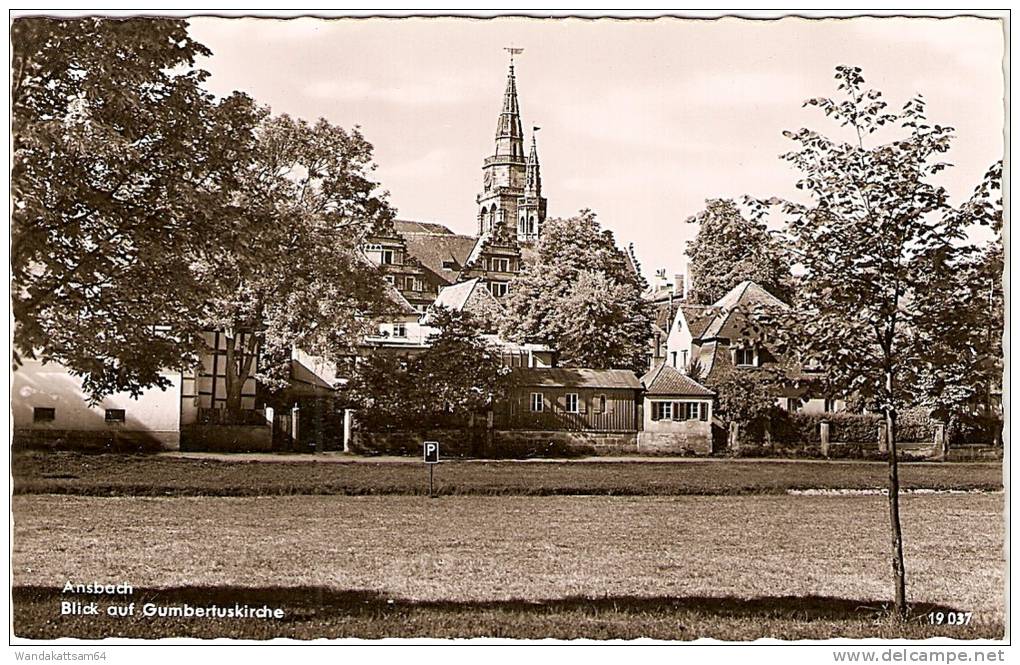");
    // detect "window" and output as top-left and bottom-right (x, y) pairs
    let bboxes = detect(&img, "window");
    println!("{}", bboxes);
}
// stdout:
(490, 257), (510, 272)
(675, 402), (706, 421)
(105, 409), (126, 423)
(442, 260), (456, 270)
(824, 398), (836, 413)
(651, 401), (673, 421)
(380, 249), (394, 265)
(735, 348), (756, 367)
(530, 392), (544, 412)
(786, 398), (801, 413)
(681, 350), (689, 368)
(489, 281), (509, 297)
(33, 407), (55, 423)
(392, 323), (407, 338)
(565, 393), (579, 413)
(670, 351), (677, 367)
(384, 275), (395, 285)
(592, 395), (607, 414)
